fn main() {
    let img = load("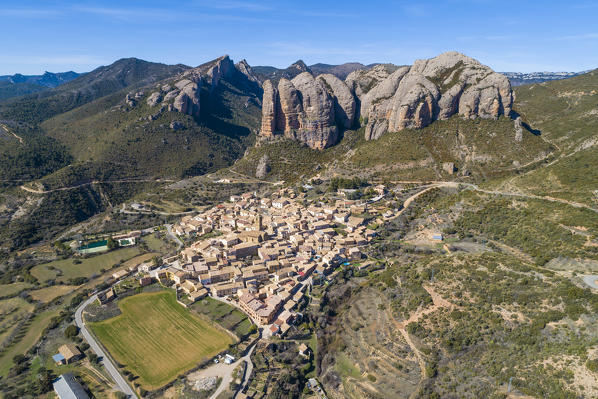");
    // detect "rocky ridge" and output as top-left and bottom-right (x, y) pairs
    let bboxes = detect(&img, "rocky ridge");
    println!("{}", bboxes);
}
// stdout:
(259, 52), (514, 148)
(357, 52), (513, 140)
(125, 55), (240, 119)
(260, 71), (357, 149)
